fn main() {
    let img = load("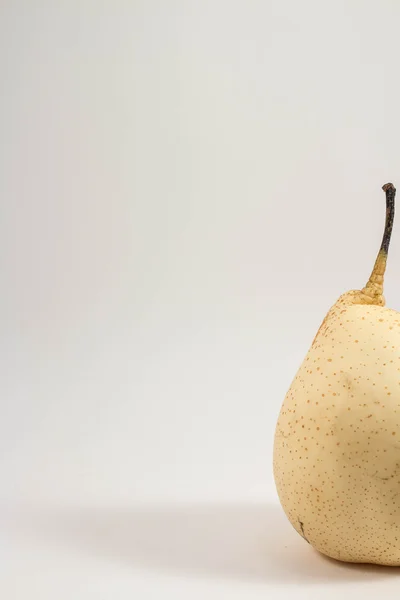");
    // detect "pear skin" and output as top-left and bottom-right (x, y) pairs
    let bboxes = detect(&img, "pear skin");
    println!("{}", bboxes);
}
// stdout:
(273, 183), (400, 565)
